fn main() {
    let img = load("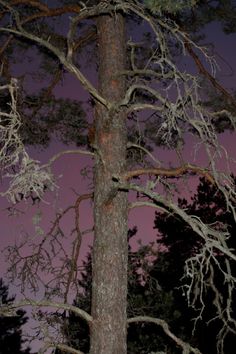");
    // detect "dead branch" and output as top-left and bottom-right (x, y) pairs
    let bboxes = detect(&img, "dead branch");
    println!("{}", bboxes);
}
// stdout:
(51, 343), (84, 354)
(128, 316), (202, 354)
(185, 41), (236, 111)
(127, 142), (161, 166)
(0, 34), (13, 56)
(0, 1), (235, 353)
(64, 193), (93, 303)
(116, 181), (236, 261)
(0, 298), (92, 323)
(128, 200), (170, 214)
(115, 178), (236, 349)
(43, 149), (94, 169)
(0, 297), (90, 353)
(120, 163), (215, 185)
(0, 75), (93, 204)
(0, 0), (111, 109)
(5, 1), (82, 24)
